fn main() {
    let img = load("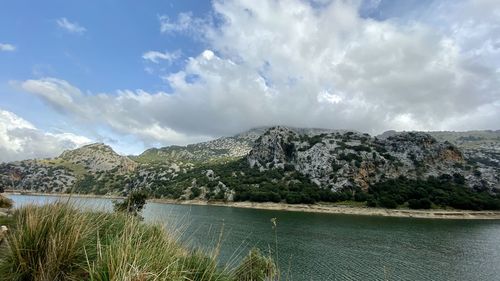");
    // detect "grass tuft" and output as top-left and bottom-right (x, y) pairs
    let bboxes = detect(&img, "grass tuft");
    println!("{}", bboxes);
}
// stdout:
(0, 202), (278, 281)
